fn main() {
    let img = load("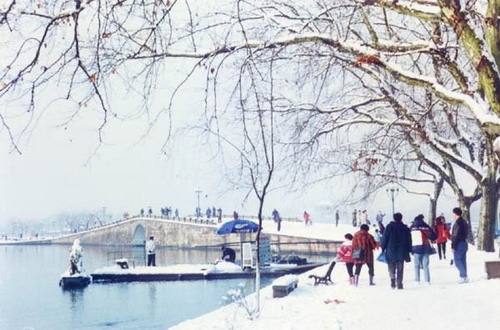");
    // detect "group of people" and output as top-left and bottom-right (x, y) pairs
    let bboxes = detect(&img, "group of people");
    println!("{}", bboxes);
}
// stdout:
(350, 209), (386, 228)
(160, 207), (179, 219)
(337, 207), (469, 289)
(196, 206), (223, 222)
